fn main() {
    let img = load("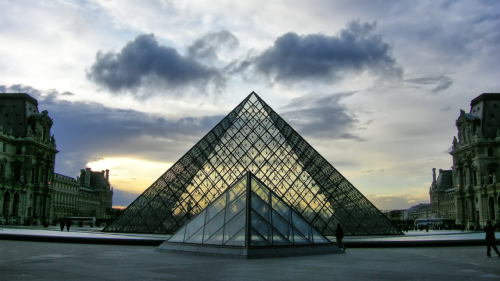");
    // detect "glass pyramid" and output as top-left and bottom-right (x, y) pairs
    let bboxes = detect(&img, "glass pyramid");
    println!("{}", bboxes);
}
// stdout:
(104, 92), (401, 236)
(167, 171), (331, 247)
